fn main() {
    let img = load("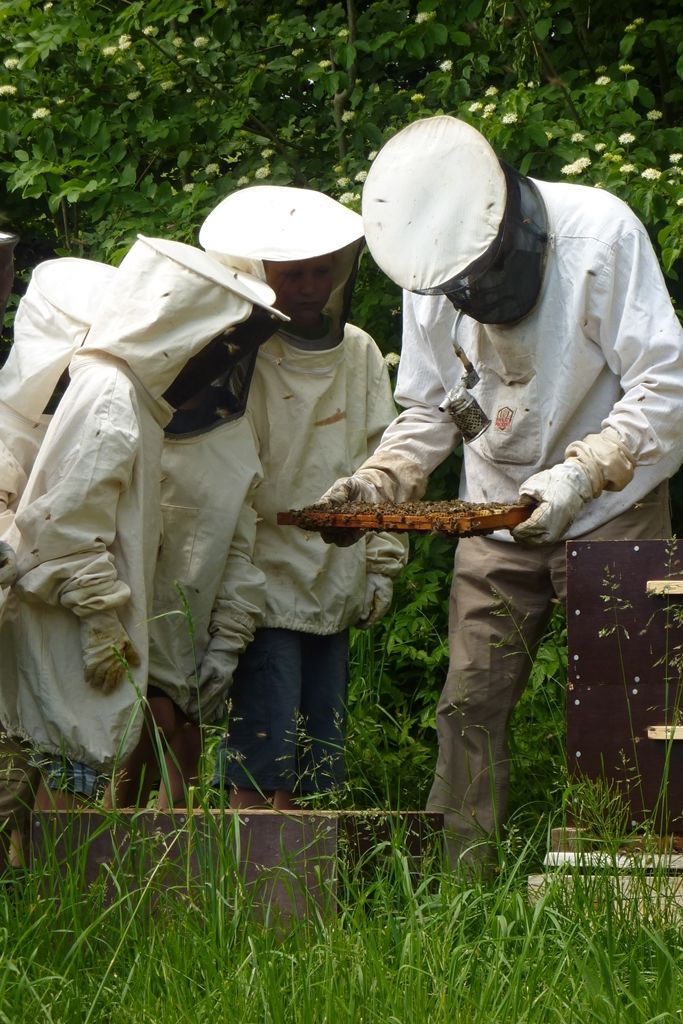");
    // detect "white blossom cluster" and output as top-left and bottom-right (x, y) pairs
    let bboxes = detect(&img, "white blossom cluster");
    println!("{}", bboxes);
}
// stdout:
(560, 157), (591, 176)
